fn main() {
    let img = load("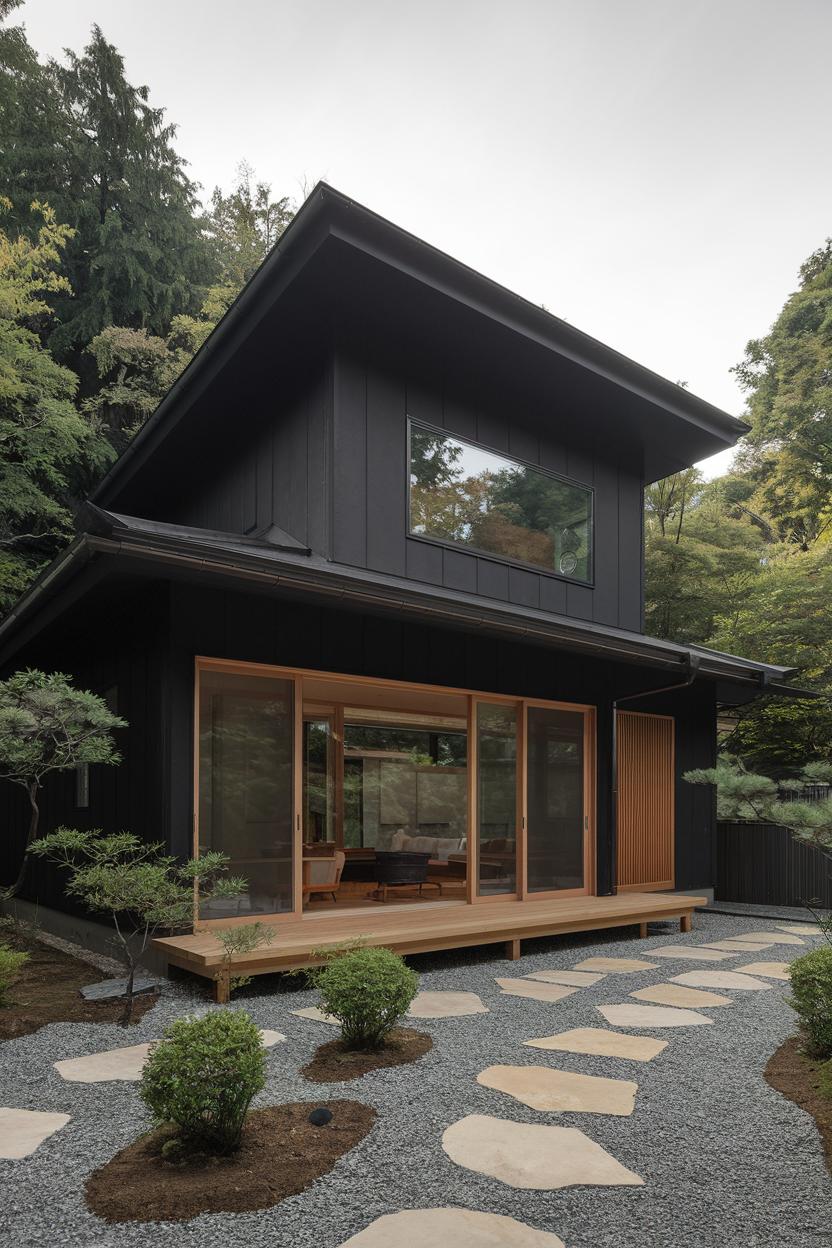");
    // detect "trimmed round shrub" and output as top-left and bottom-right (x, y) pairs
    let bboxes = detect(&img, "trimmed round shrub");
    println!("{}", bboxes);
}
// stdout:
(140, 1010), (266, 1154)
(790, 945), (832, 1059)
(315, 946), (418, 1049)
